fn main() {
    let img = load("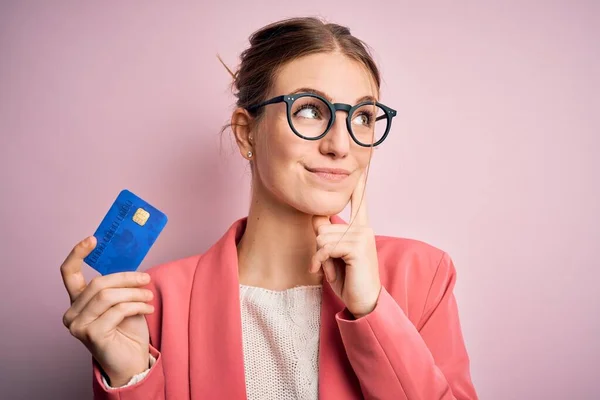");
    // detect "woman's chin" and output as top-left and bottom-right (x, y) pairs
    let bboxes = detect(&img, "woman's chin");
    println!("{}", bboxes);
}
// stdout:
(296, 194), (349, 217)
